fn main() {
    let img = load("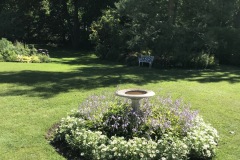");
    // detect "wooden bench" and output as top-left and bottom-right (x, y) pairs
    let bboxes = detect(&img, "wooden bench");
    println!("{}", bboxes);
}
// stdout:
(138, 55), (154, 68)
